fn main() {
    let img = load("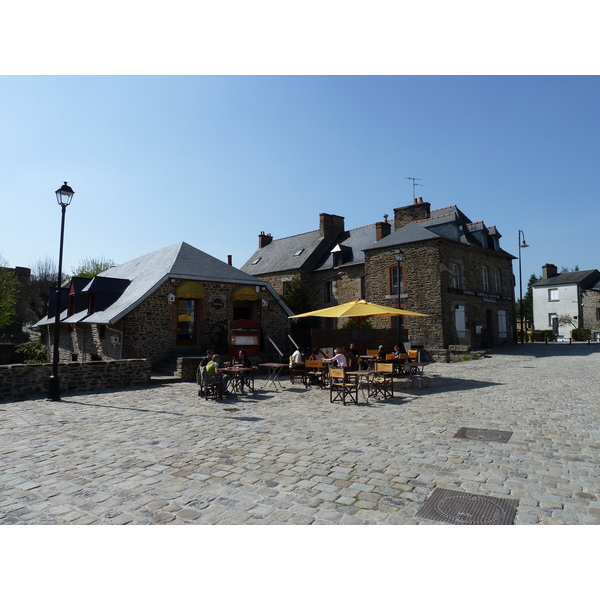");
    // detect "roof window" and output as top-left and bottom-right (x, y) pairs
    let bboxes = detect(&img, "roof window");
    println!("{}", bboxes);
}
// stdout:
(294, 249), (304, 256)
(251, 257), (262, 265)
